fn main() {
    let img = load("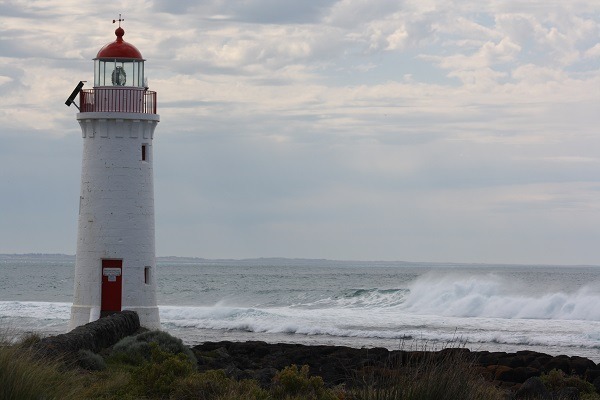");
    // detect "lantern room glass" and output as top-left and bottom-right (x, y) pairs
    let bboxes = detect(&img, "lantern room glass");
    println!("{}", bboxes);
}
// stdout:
(94, 59), (145, 88)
